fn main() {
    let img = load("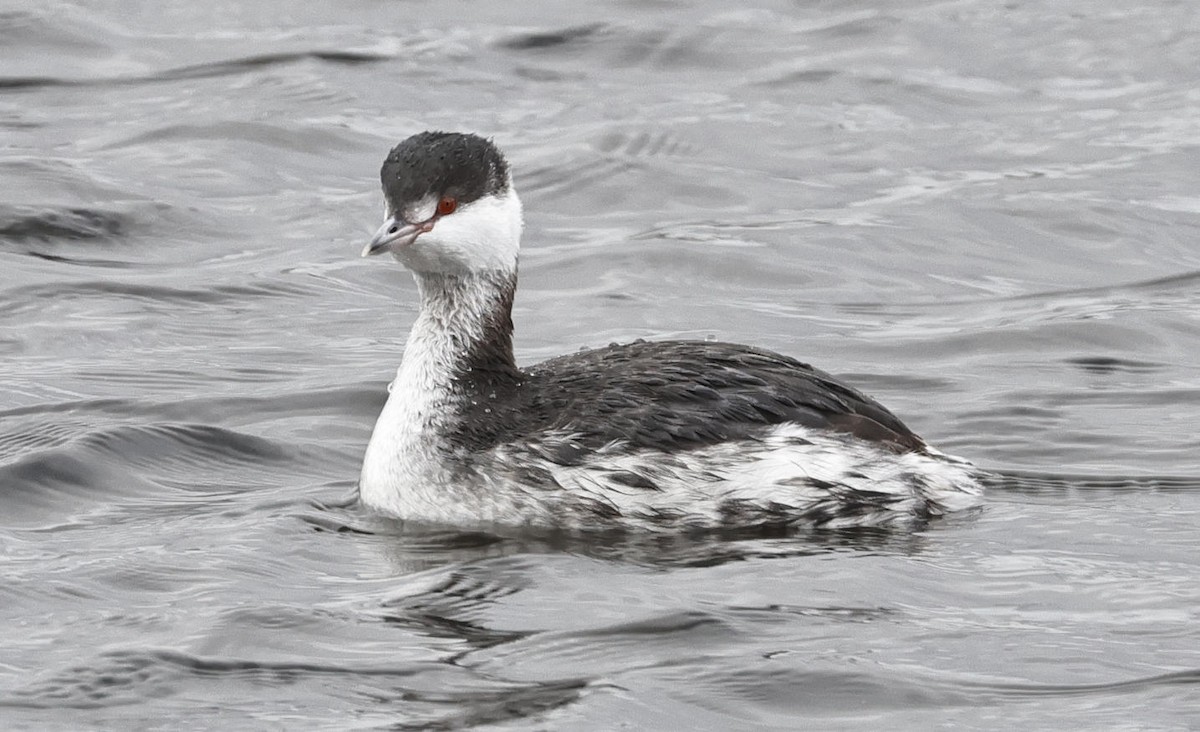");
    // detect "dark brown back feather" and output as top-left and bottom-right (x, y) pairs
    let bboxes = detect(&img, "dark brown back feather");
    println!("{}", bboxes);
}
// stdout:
(447, 339), (925, 455)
